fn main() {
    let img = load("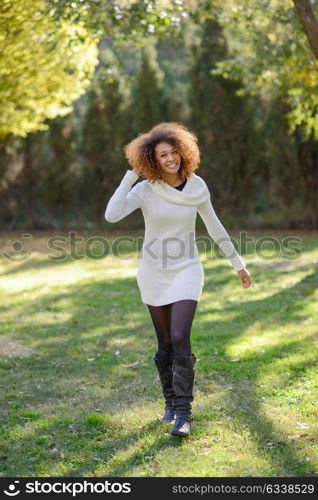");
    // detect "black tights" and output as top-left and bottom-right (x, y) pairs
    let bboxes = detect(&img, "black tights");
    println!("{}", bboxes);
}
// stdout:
(147, 299), (198, 359)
